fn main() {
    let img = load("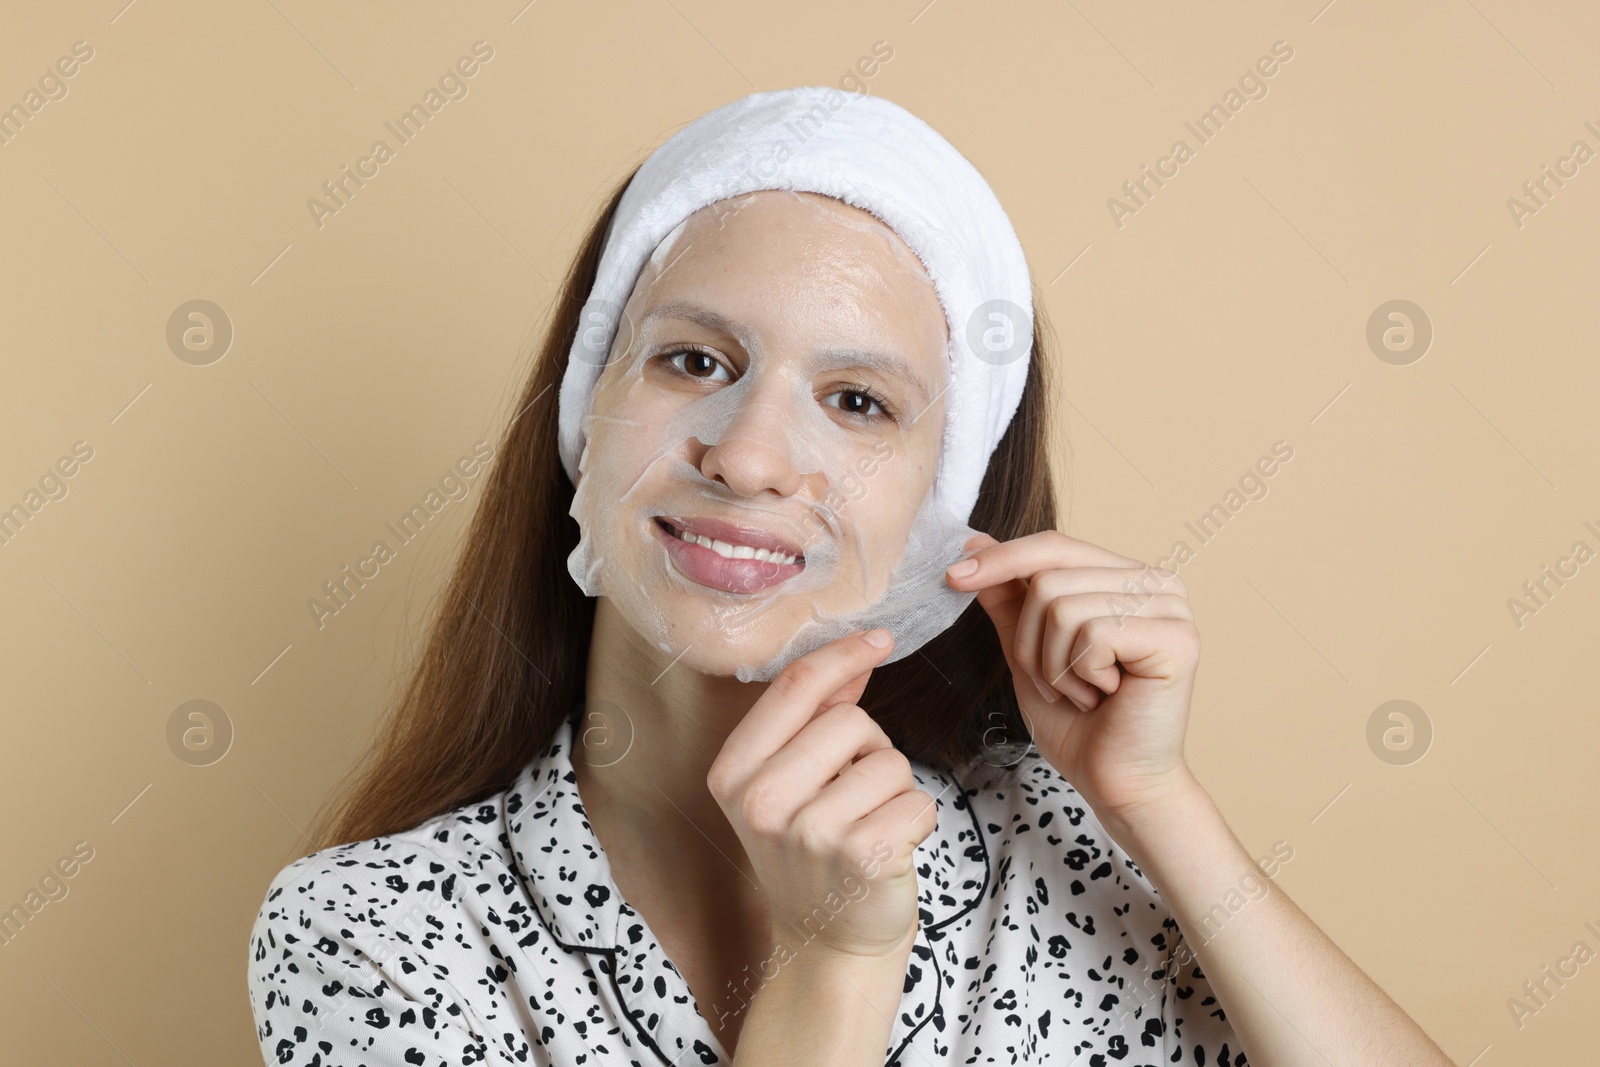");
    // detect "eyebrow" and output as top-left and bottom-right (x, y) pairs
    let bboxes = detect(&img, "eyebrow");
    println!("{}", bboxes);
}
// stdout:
(638, 299), (940, 406)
